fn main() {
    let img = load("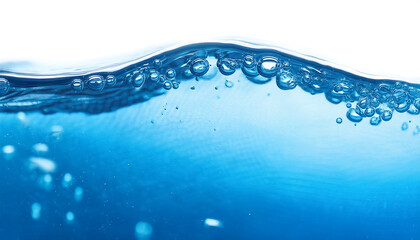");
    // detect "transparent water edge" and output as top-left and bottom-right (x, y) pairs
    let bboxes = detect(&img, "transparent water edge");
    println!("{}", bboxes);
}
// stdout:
(0, 41), (419, 240)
